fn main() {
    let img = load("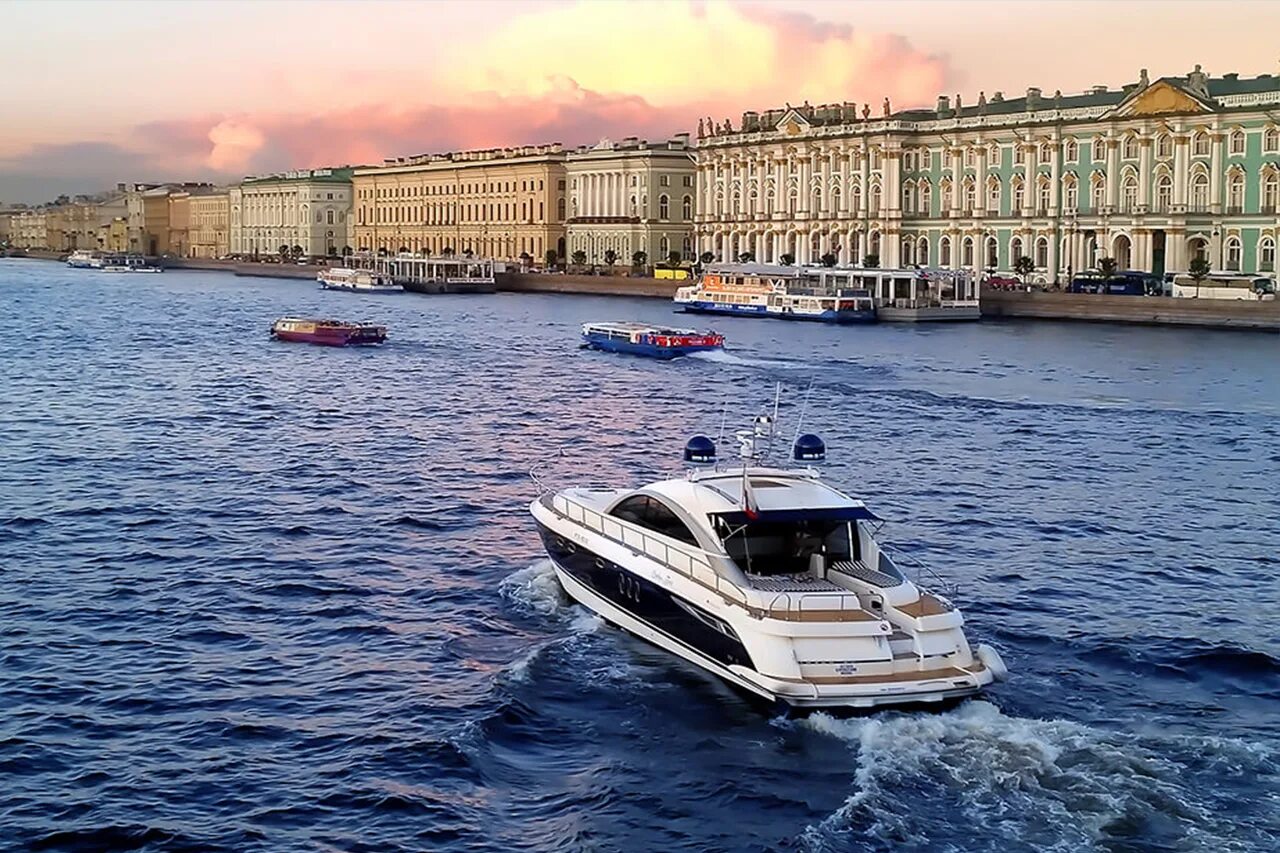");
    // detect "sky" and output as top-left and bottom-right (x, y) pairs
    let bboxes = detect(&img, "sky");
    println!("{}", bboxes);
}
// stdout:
(2, 0), (1279, 203)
